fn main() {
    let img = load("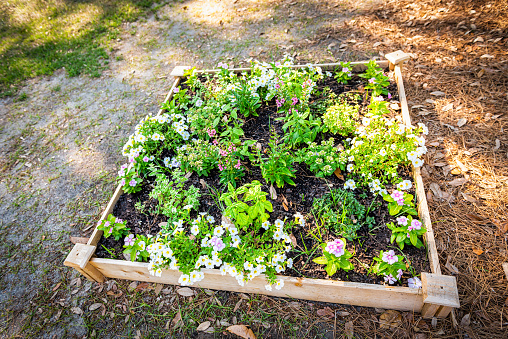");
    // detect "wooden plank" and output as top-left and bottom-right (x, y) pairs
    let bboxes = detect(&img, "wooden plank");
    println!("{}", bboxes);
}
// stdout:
(393, 62), (441, 275)
(64, 244), (97, 269)
(385, 51), (410, 70)
(70, 236), (89, 244)
(195, 60), (389, 75)
(421, 273), (460, 308)
(87, 182), (124, 247)
(89, 258), (424, 311)
(170, 66), (191, 77)
(421, 303), (440, 319)
(436, 306), (453, 318)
